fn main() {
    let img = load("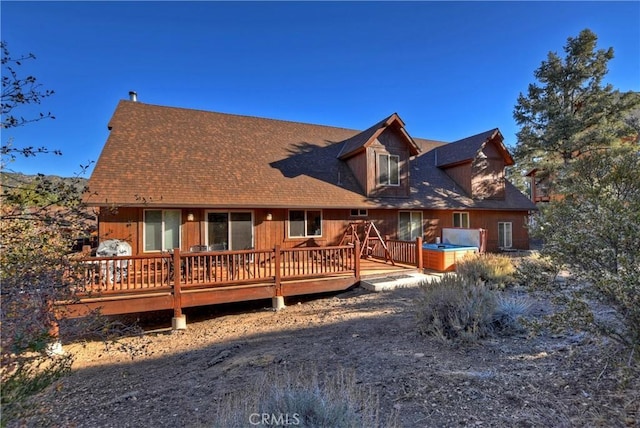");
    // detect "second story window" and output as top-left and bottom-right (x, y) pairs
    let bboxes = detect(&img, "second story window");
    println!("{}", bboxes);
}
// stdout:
(378, 154), (400, 186)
